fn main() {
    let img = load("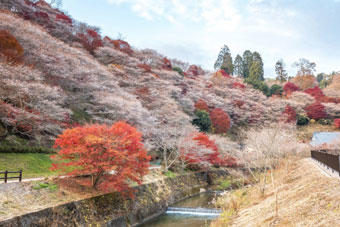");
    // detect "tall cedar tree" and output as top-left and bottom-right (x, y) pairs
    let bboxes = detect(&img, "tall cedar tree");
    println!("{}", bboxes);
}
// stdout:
(252, 51), (264, 81)
(51, 122), (150, 195)
(242, 50), (253, 78)
(214, 45), (233, 74)
(233, 54), (243, 77)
